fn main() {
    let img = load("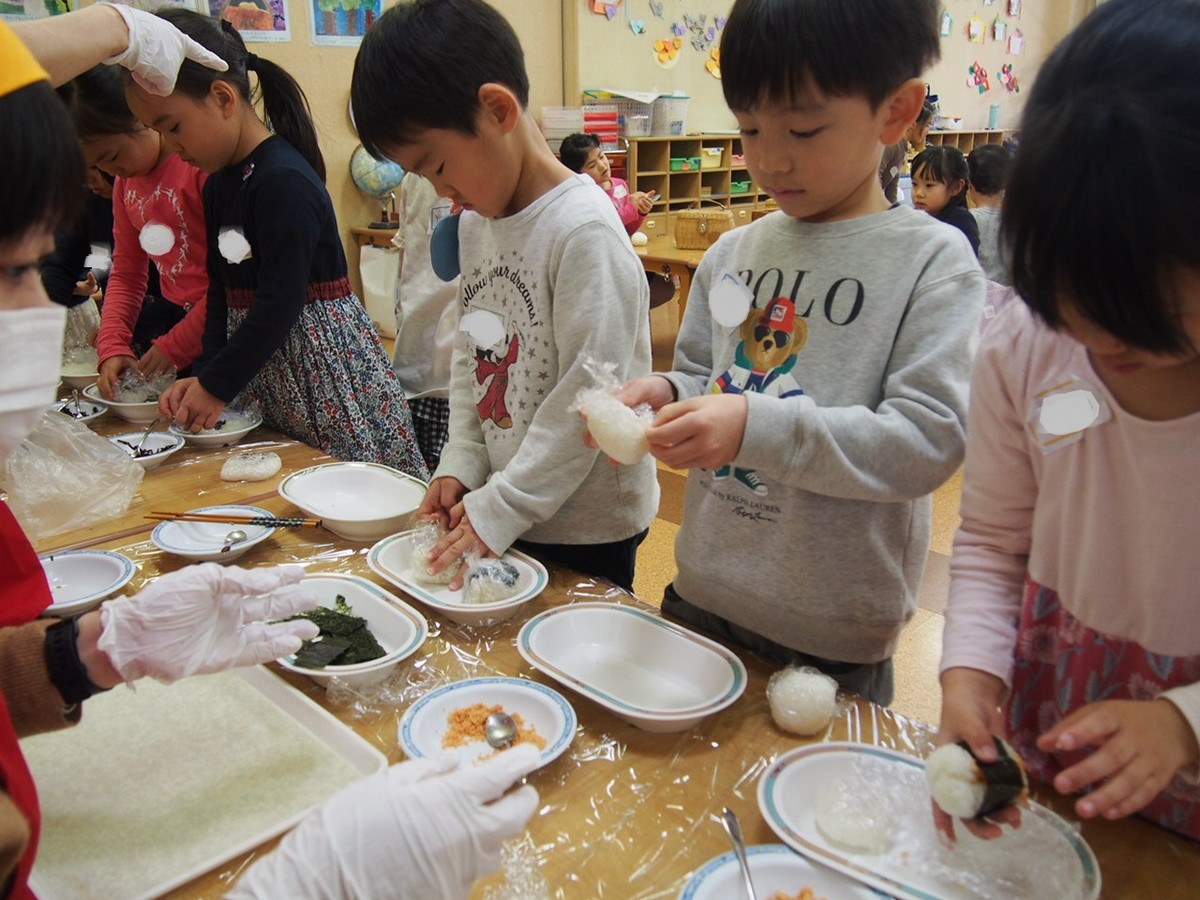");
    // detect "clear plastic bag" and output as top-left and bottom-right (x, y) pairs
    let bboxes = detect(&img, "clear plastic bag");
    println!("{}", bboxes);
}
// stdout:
(4, 412), (144, 541)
